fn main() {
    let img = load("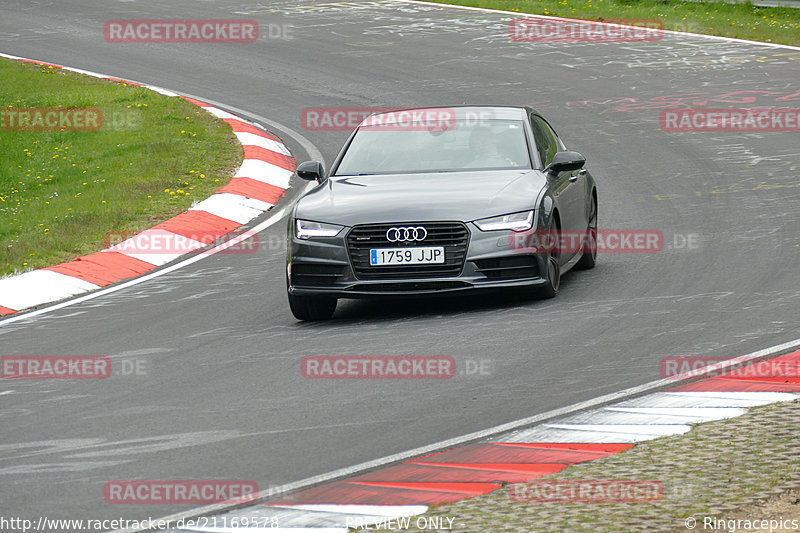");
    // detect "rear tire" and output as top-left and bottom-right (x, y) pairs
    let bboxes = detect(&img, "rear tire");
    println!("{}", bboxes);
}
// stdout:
(574, 196), (597, 271)
(288, 293), (337, 321)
